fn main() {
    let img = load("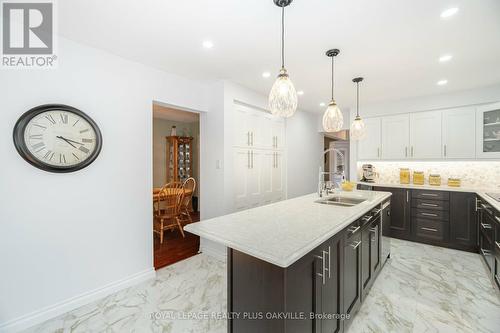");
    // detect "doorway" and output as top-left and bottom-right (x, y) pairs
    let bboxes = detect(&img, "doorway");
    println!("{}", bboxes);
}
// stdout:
(152, 103), (200, 269)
